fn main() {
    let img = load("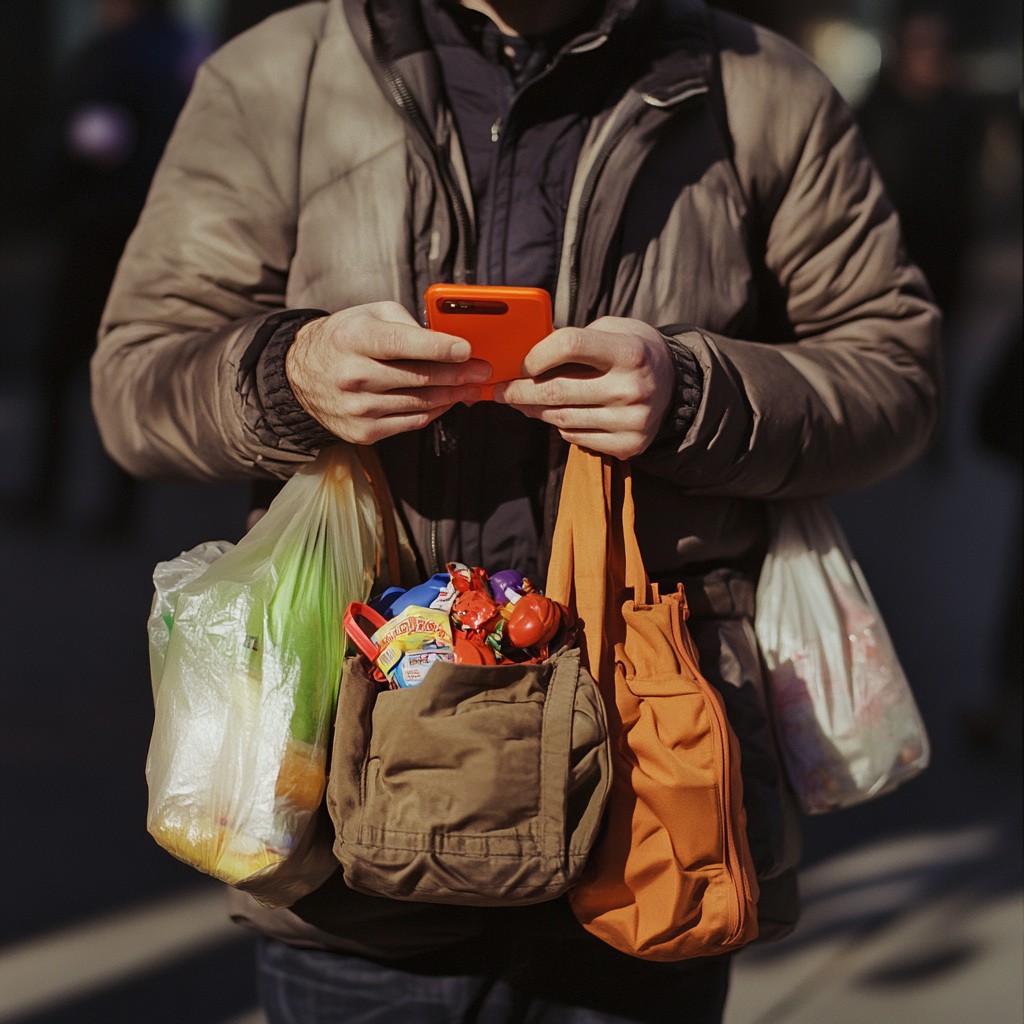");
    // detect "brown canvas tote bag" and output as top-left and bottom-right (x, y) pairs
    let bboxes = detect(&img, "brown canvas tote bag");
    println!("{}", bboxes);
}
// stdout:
(326, 646), (611, 906)
(546, 446), (759, 960)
